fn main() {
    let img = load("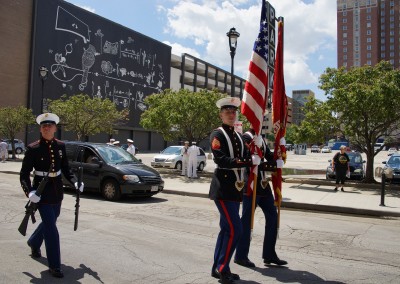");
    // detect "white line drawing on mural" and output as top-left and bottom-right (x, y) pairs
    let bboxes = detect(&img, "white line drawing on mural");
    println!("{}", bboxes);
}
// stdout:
(95, 29), (104, 54)
(65, 43), (73, 55)
(79, 44), (96, 91)
(55, 6), (91, 44)
(103, 41), (118, 55)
